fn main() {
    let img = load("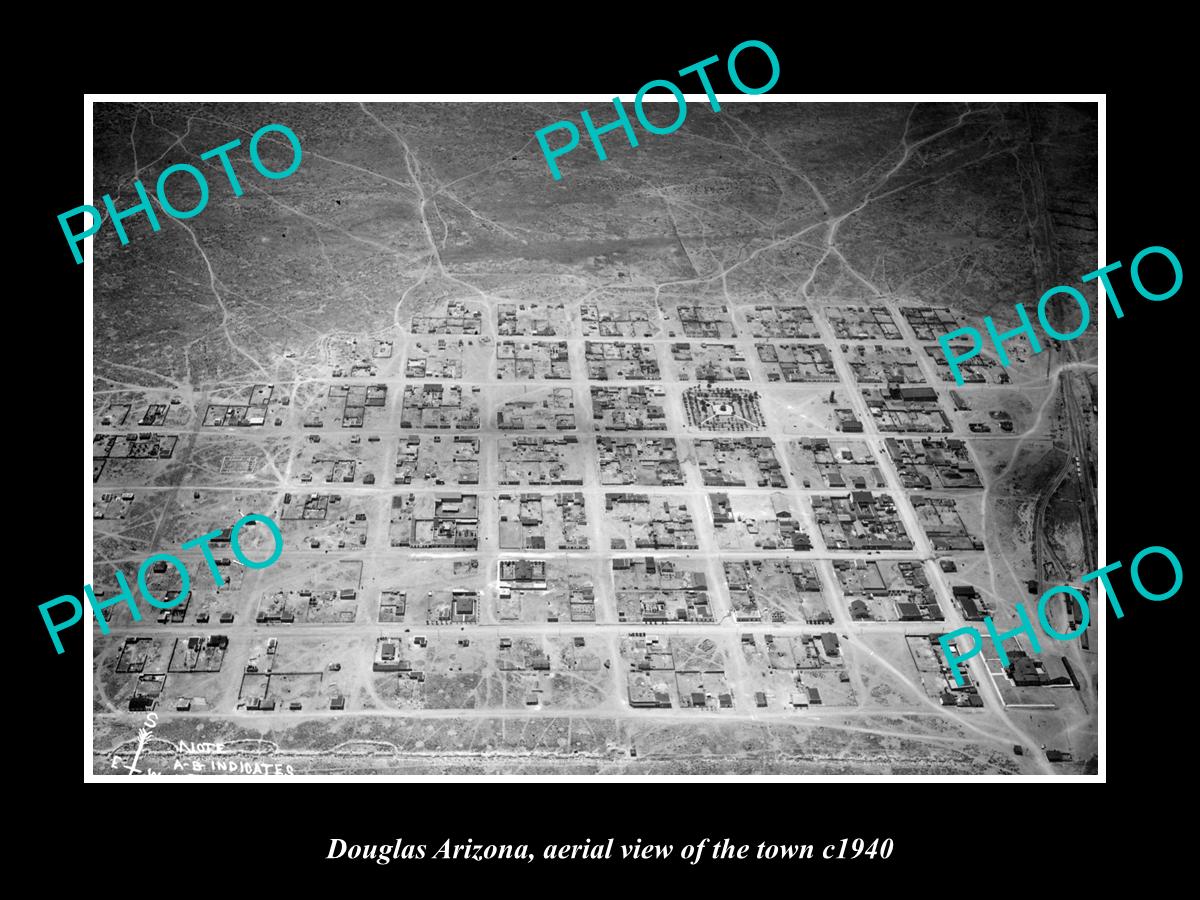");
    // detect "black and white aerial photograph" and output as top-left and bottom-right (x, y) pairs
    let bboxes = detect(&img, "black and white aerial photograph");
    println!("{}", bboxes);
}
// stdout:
(88, 99), (1099, 777)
